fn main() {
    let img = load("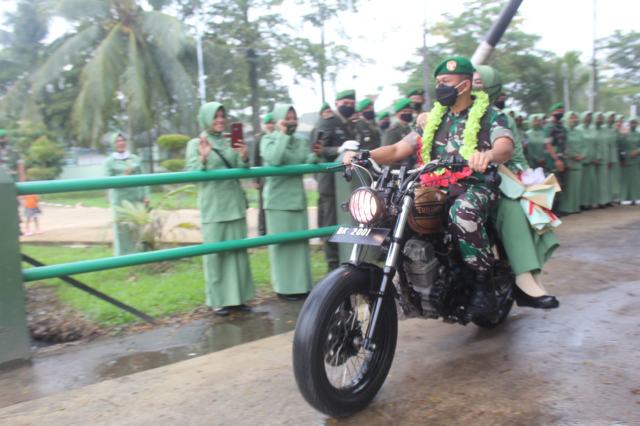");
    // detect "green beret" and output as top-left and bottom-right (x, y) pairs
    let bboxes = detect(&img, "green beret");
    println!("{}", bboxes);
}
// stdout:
(319, 102), (330, 112)
(548, 102), (564, 113)
(406, 87), (424, 97)
(433, 56), (475, 78)
(262, 112), (273, 124)
(356, 98), (373, 112)
(336, 89), (356, 100)
(0, 129), (6, 137)
(376, 111), (390, 121)
(393, 97), (412, 113)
